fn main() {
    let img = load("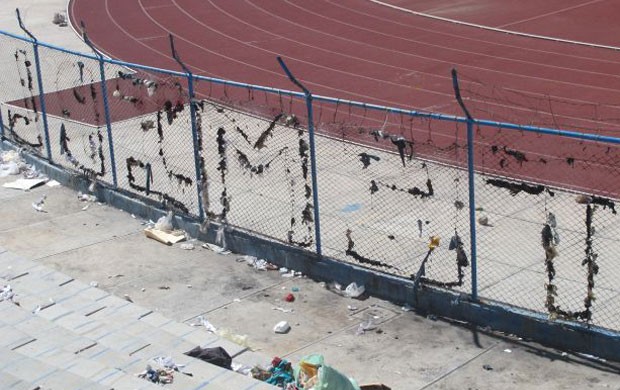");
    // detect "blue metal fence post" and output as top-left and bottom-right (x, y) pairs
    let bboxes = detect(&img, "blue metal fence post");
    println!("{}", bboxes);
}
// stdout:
(169, 34), (204, 219)
(80, 22), (118, 187)
(451, 68), (478, 301)
(16, 9), (52, 161)
(277, 57), (322, 256)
